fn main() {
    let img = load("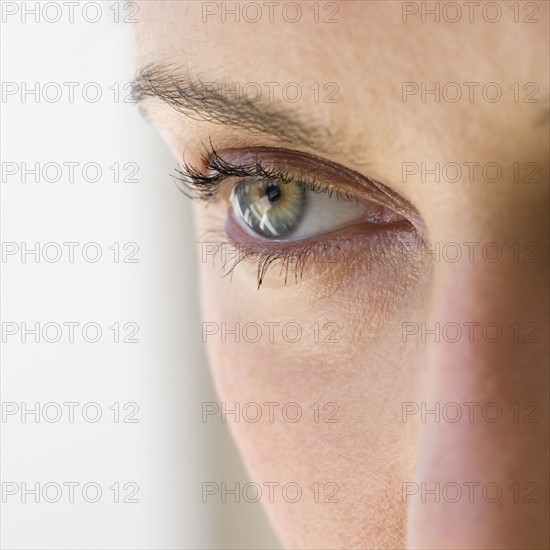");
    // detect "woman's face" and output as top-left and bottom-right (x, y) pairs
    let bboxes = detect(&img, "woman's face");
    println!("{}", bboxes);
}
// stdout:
(133, 2), (549, 548)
